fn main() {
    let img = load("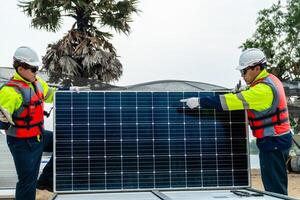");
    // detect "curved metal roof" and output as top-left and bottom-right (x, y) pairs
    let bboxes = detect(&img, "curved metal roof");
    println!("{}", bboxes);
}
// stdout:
(0, 78), (6, 87)
(124, 80), (228, 91)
